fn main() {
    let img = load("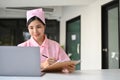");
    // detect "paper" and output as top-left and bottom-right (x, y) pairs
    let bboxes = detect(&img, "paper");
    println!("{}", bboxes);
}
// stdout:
(71, 34), (76, 40)
(41, 60), (80, 72)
